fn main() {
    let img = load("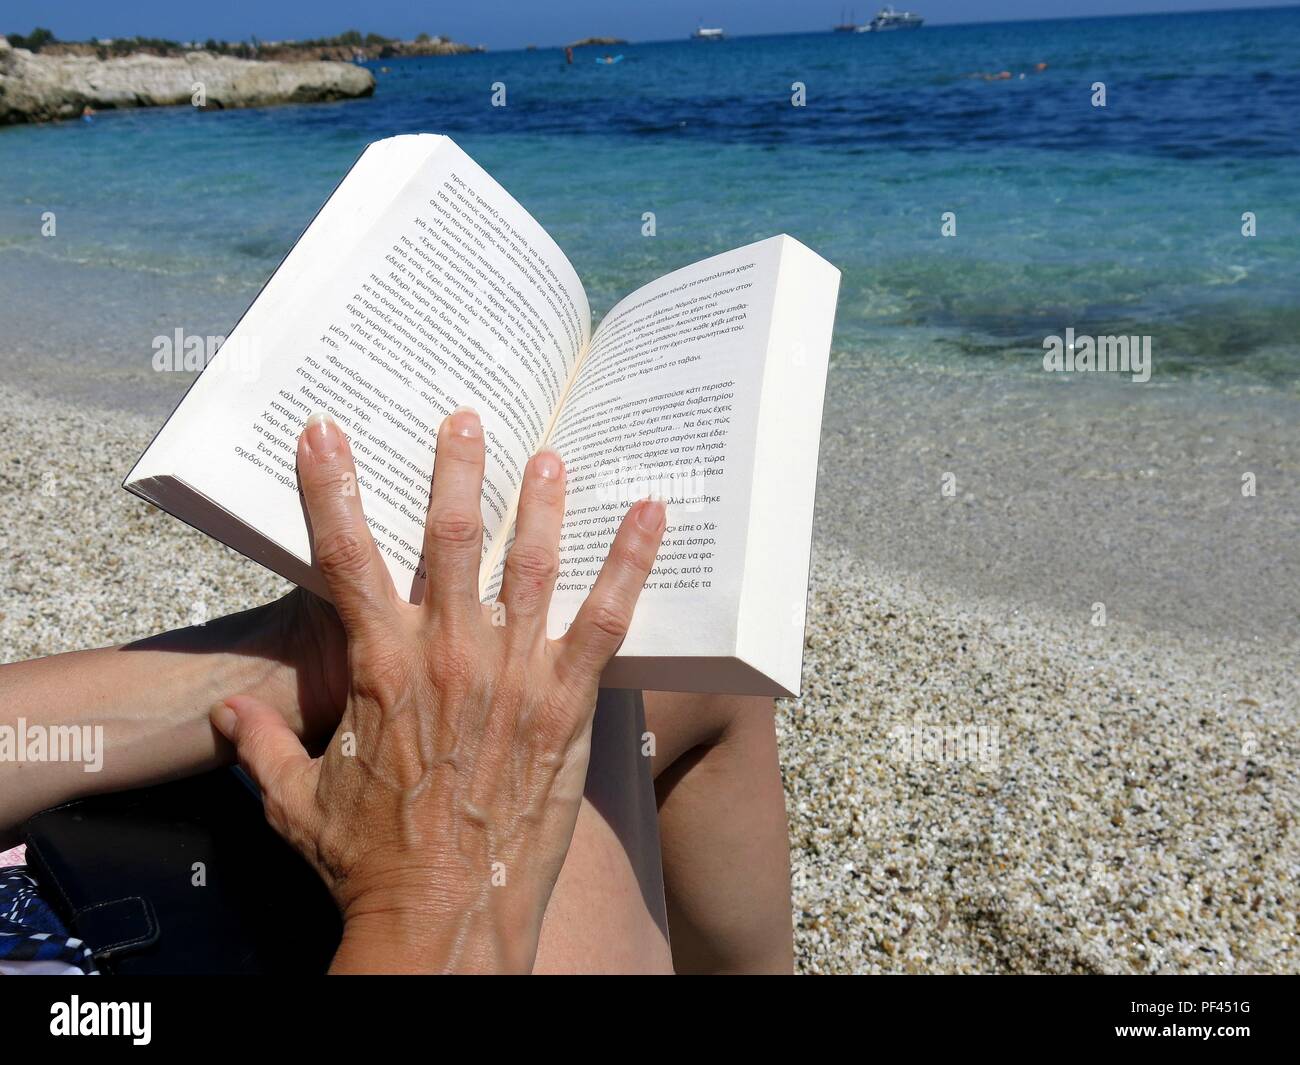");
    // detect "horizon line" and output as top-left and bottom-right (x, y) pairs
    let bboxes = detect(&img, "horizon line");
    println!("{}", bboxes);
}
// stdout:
(8, 3), (1297, 55)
